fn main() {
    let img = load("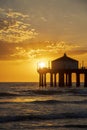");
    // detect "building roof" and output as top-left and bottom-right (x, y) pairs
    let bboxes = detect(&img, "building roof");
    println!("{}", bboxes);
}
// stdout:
(52, 53), (78, 62)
